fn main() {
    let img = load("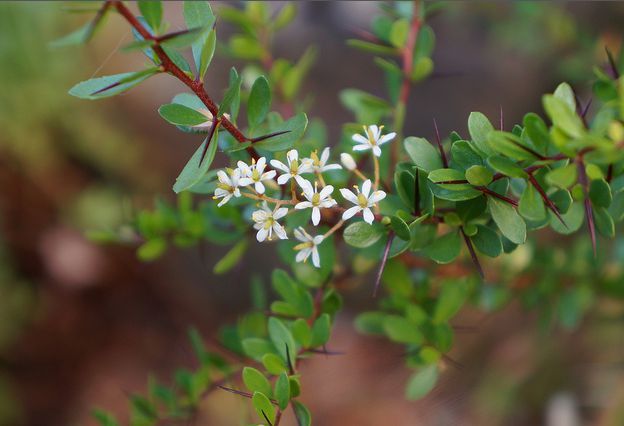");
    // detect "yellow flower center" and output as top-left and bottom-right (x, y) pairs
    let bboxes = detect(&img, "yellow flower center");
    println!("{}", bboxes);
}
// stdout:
(312, 192), (321, 206)
(294, 242), (313, 250)
(311, 150), (320, 167)
(357, 193), (368, 208)
(252, 168), (261, 181)
(217, 183), (233, 192)
(290, 159), (299, 174)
